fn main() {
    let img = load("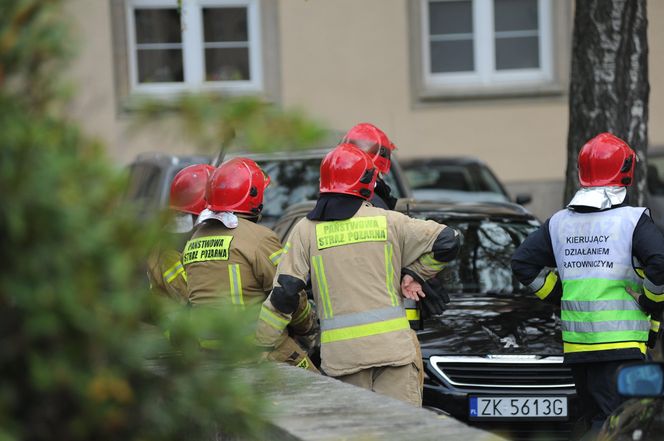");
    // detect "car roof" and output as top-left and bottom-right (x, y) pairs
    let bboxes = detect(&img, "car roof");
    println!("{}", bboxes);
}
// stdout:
(132, 152), (213, 167)
(399, 156), (490, 167)
(395, 199), (537, 220)
(221, 148), (332, 164)
(281, 199), (537, 222)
